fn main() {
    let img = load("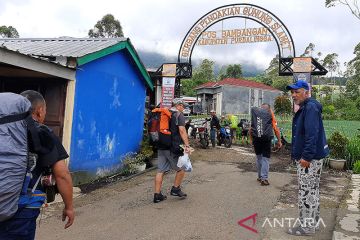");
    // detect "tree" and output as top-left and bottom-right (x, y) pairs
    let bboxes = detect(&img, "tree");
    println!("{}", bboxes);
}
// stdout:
(272, 78), (292, 93)
(0, 25), (19, 38)
(274, 95), (292, 115)
(219, 64), (242, 79)
(181, 59), (215, 96)
(326, 0), (360, 20)
(345, 79), (360, 100)
(348, 42), (360, 79)
(88, 14), (123, 38)
(300, 43), (315, 57)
